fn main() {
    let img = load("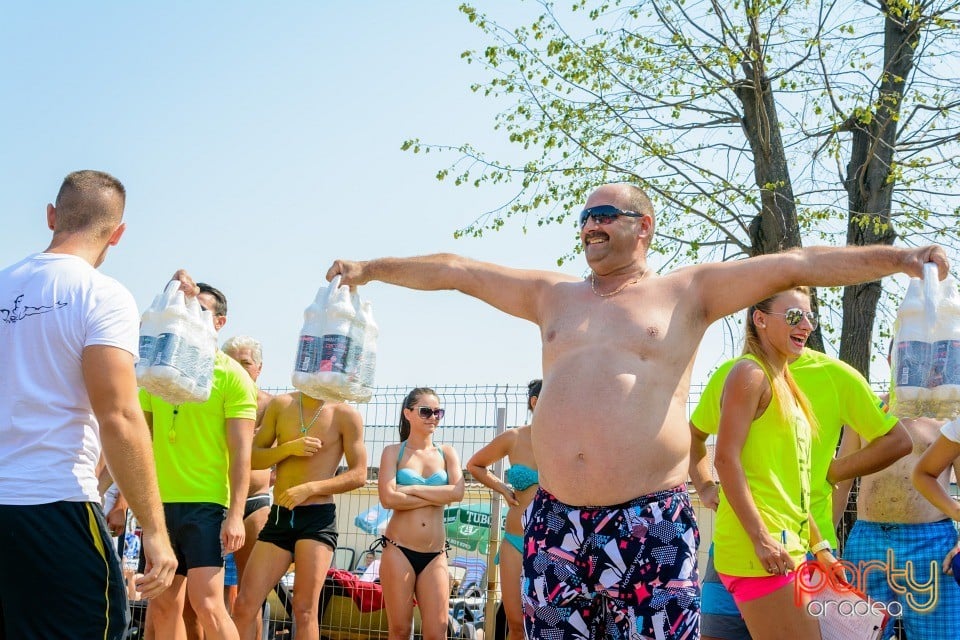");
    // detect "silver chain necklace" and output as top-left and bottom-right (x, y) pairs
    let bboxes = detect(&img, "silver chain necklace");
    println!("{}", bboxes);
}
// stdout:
(299, 393), (325, 435)
(590, 269), (648, 297)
